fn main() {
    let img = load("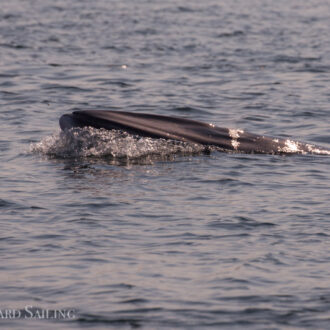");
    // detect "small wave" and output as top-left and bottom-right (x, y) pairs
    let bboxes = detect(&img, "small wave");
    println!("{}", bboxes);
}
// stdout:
(216, 30), (245, 38)
(273, 55), (321, 64)
(0, 199), (15, 208)
(41, 84), (92, 93)
(30, 127), (206, 159)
